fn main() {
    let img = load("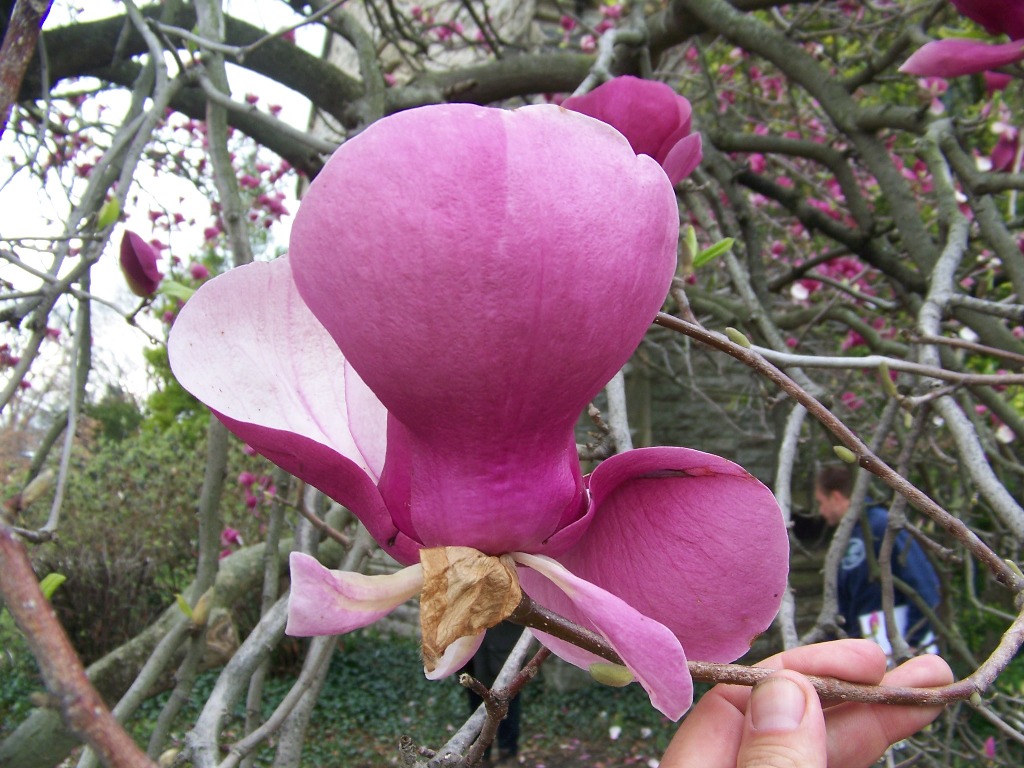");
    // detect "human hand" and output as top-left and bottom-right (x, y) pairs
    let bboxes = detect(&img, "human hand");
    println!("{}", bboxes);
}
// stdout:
(660, 639), (953, 768)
